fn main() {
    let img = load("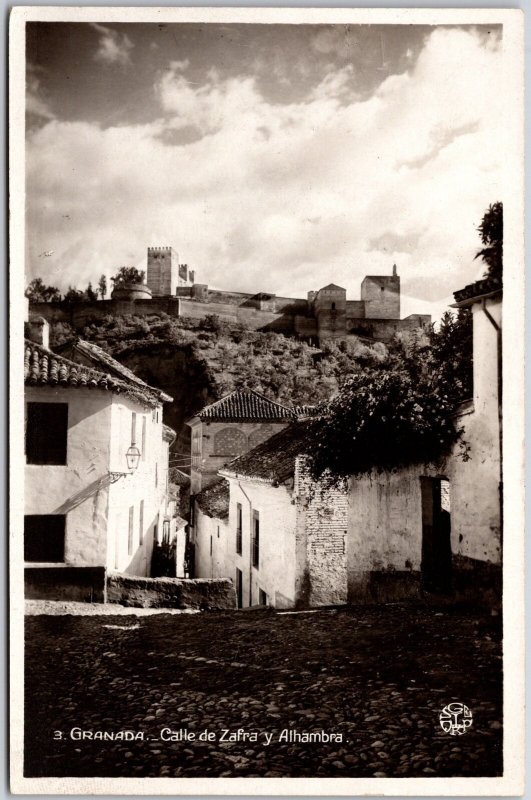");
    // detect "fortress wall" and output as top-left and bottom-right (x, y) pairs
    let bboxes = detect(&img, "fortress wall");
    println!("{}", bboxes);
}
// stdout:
(177, 298), (296, 333)
(28, 302), (71, 324)
(294, 316), (318, 338)
(347, 318), (401, 343)
(346, 301), (366, 318)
